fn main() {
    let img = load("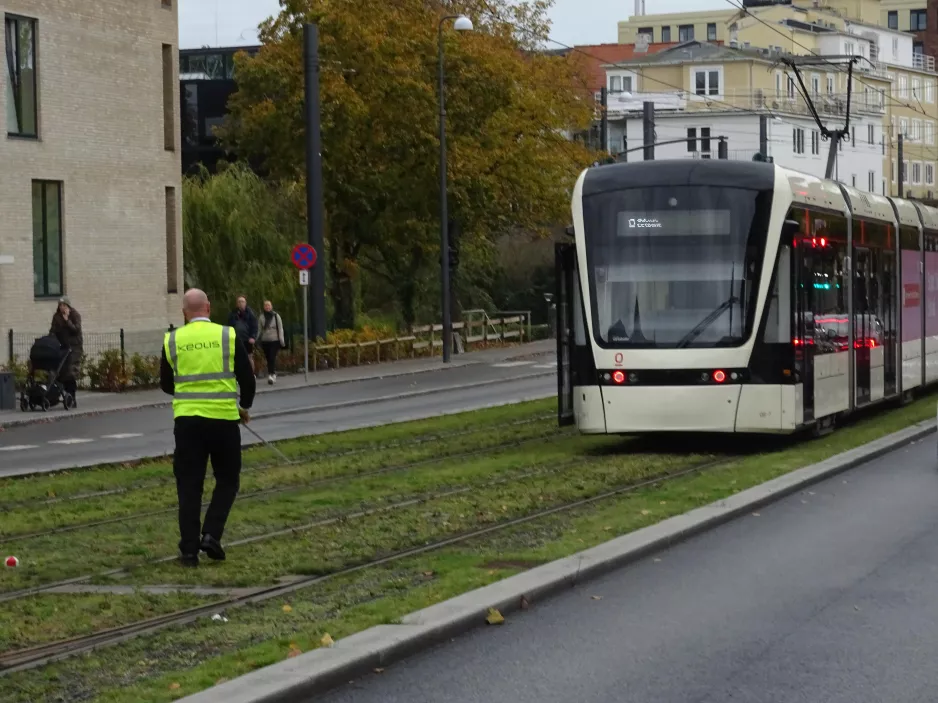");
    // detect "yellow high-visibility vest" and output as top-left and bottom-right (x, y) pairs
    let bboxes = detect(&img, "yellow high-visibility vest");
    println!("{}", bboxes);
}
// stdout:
(163, 320), (240, 421)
